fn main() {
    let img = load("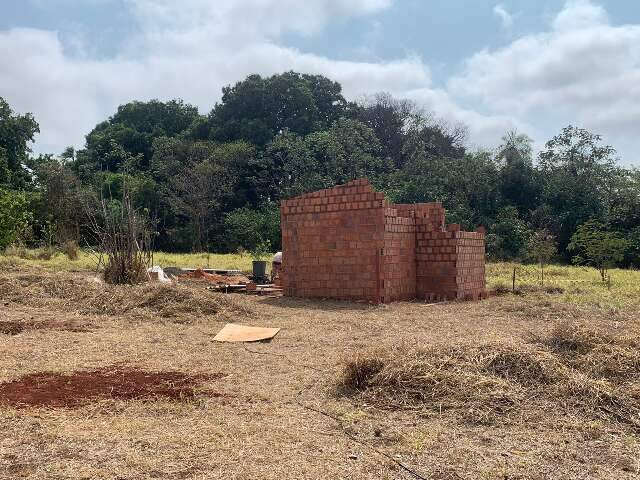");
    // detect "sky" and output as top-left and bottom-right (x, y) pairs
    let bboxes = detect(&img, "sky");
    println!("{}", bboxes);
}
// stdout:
(1, 0), (639, 166)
